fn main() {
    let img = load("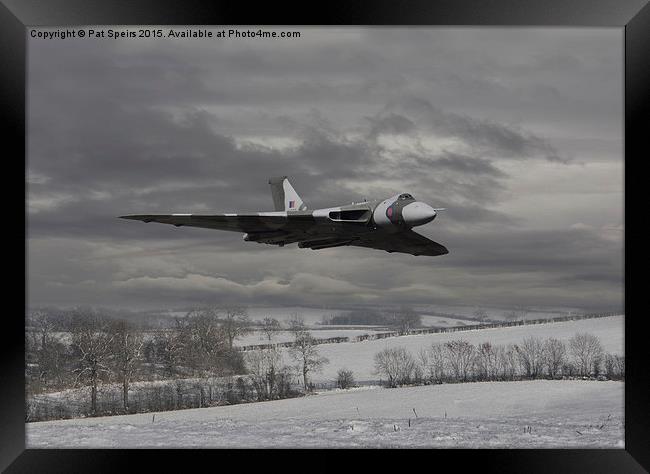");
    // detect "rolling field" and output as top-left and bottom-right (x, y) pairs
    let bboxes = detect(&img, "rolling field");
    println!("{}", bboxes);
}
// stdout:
(303, 315), (623, 383)
(27, 380), (623, 448)
(27, 315), (624, 448)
